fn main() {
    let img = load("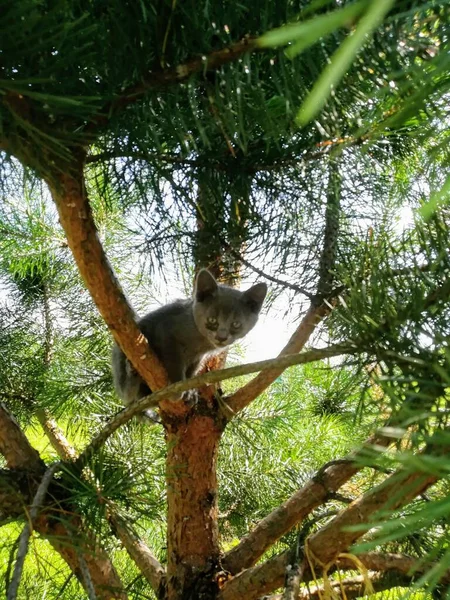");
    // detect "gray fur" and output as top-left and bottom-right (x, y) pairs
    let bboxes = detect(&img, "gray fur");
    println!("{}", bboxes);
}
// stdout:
(111, 270), (267, 409)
